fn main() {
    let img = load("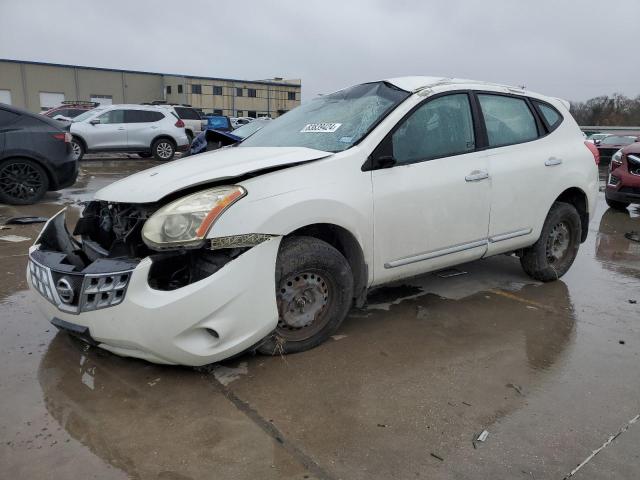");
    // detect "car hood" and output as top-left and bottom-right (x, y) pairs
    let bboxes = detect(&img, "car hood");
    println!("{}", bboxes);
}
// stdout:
(95, 146), (333, 203)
